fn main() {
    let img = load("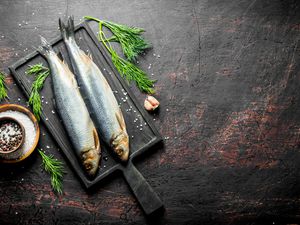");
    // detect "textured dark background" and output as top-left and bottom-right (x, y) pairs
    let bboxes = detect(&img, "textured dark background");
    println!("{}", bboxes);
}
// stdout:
(1, 0), (300, 224)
